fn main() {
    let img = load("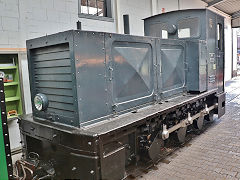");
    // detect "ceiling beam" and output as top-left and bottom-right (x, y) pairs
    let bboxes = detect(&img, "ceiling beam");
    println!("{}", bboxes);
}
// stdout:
(207, 0), (227, 7)
(232, 10), (240, 19)
(232, 17), (240, 28)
